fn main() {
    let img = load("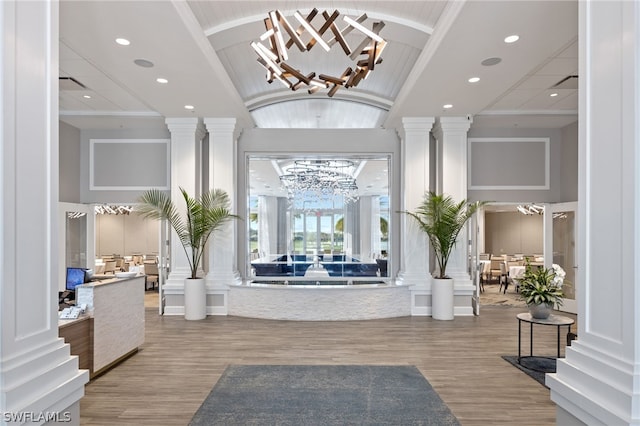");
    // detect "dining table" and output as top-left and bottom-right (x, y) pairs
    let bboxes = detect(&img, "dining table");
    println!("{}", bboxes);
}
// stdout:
(509, 265), (526, 279)
(509, 265), (526, 292)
